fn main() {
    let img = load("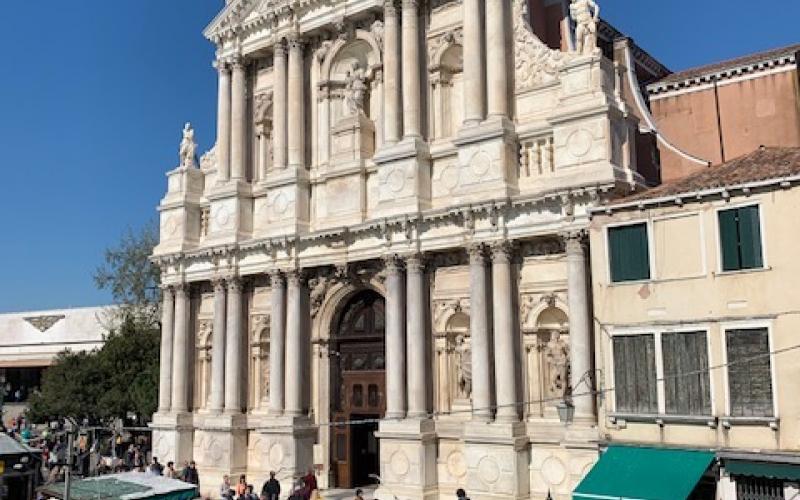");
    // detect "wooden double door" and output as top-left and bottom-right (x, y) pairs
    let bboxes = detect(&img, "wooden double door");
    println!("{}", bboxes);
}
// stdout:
(331, 290), (386, 489)
(332, 370), (385, 488)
